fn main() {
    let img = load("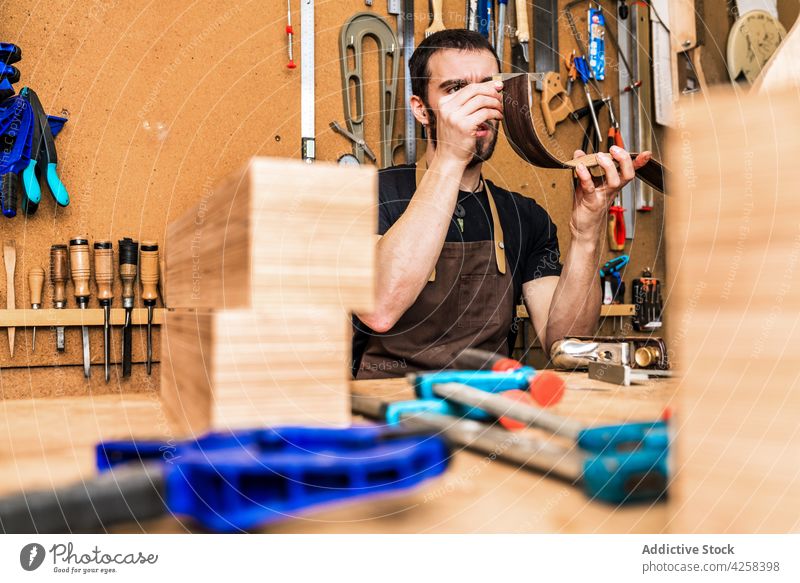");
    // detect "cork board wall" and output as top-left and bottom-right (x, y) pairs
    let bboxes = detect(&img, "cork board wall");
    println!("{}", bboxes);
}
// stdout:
(0, 0), (666, 397)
